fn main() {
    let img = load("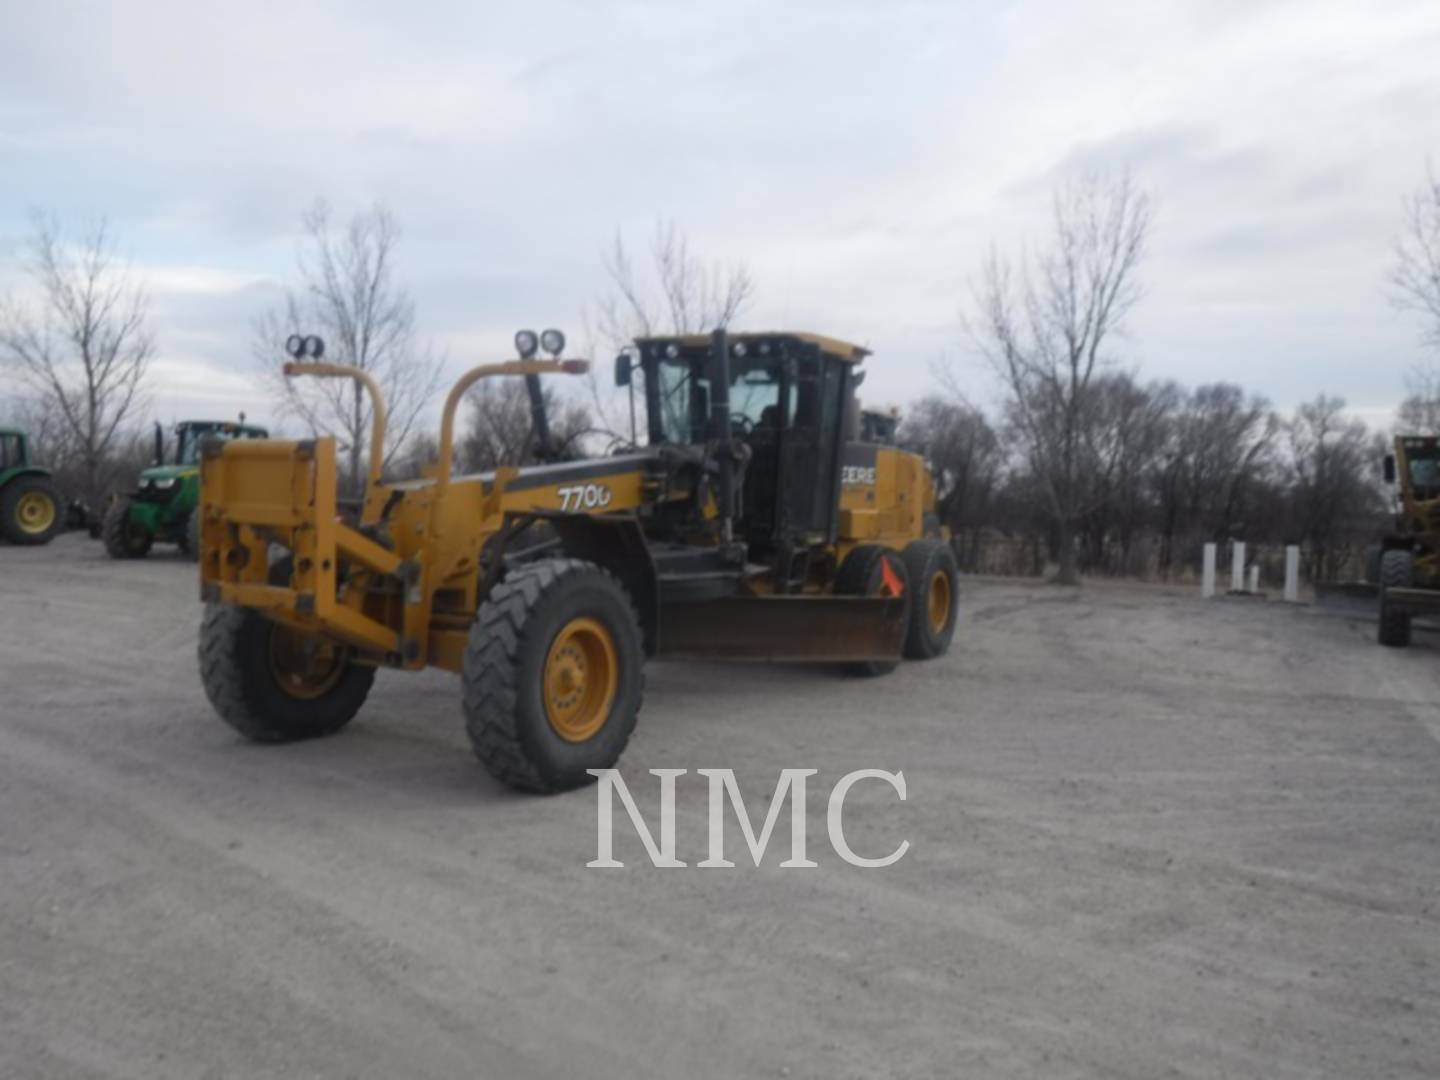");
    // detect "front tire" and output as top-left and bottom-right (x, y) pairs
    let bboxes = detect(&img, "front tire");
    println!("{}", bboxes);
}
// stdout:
(1378, 549), (1415, 648)
(464, 559), (645, 794)
(901, 539), (959, 659)
(834, 544), (911, 677)
(102, 496), (152, 559)
(0, 476), (63, 545)
(198, 605), (376, 741)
